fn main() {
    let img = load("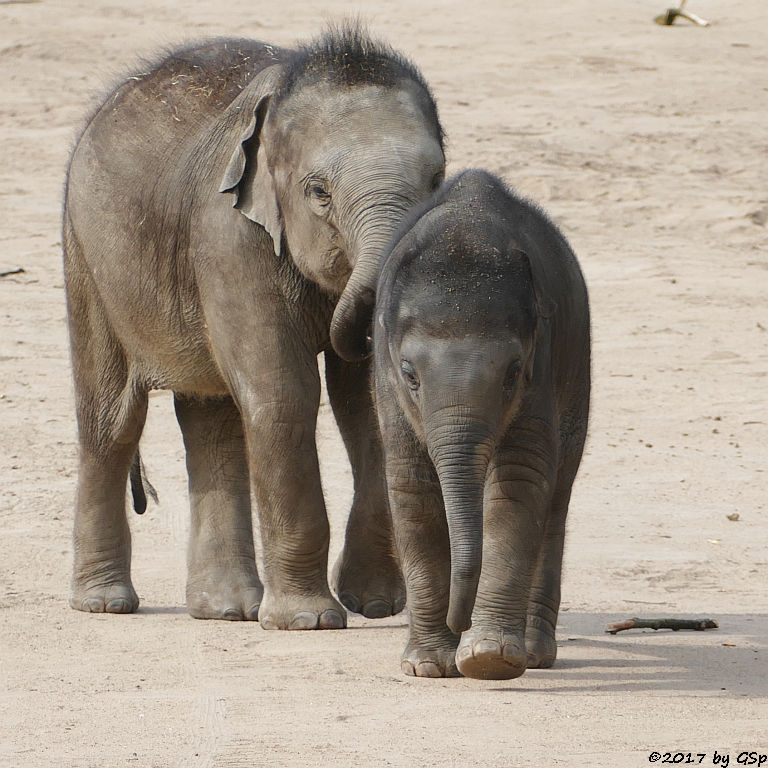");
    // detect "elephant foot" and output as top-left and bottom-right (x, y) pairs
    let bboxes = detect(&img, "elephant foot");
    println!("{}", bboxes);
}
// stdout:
(456, 629), (527, 680)
(331, 548), (406, 619)
(70, 578), (139, 614)
(400, 635), (459, 678)
(525, 615), (557, 668)
(258, 590), (346, 630)
(187, 564), (263, 621)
